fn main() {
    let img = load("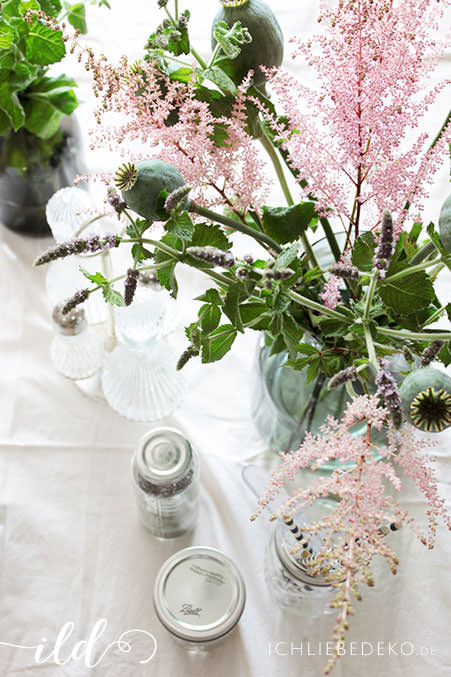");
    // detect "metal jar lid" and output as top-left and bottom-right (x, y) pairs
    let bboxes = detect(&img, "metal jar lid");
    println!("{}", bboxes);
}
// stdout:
(154, 546), (246, 643)
(135, 428), (193, 484)
(52, 303), (87, 336)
